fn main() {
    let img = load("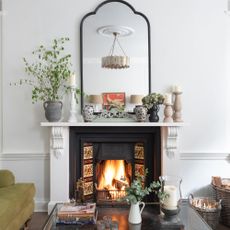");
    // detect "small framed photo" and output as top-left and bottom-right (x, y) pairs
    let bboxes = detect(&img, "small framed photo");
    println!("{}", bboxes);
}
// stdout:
(102, 92), (126, 110)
